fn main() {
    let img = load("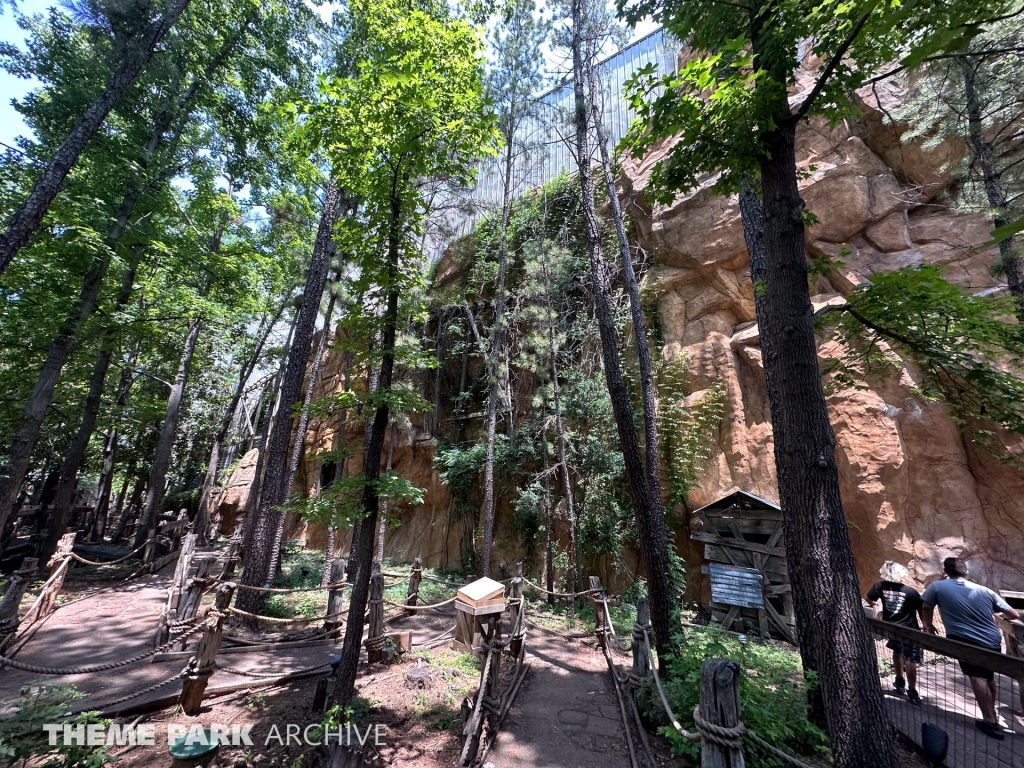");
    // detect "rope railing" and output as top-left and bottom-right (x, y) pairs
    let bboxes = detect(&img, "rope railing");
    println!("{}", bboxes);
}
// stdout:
(215, 660), (332, 679)
(226, 606), (347, 625)
(217, 580), (348, 594)
(68, 538), (157, 567)
(521, 577), (599, 599)
(639, 627), (824, 768)
(0, 619), (206, 676)
(382, 595), (458, 611)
